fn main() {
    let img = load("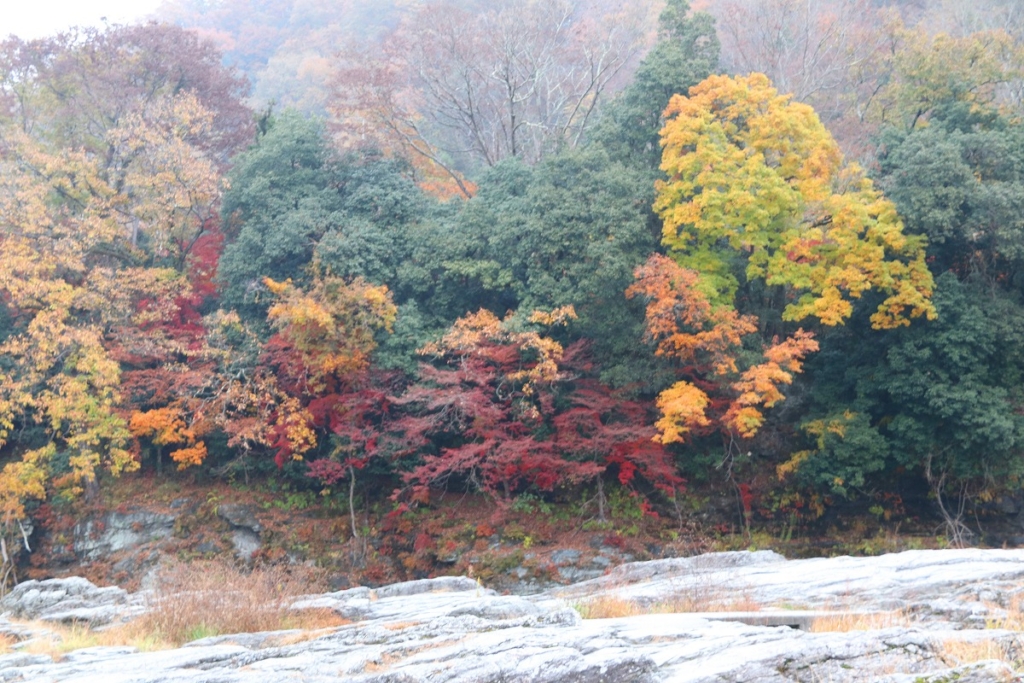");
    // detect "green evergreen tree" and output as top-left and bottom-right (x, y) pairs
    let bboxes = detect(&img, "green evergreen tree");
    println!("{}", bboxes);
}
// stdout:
(593, 0), (719, 175)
